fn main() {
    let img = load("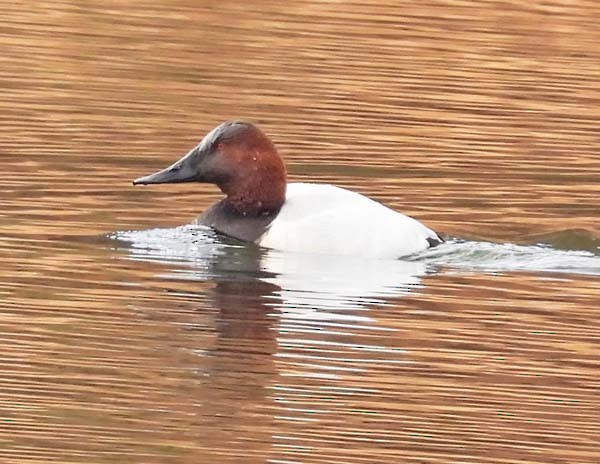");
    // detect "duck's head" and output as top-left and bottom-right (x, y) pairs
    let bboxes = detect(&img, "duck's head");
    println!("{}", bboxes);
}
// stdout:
(133, 121), (287, 215)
